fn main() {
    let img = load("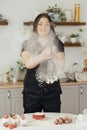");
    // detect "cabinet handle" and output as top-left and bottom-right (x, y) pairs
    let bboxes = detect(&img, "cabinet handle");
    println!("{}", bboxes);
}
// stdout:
(80, 86), (83, 94)
(8, 90), (10, 98)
